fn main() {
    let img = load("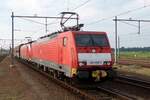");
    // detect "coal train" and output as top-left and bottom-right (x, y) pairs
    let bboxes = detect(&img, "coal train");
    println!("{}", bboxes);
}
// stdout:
(14, 12), (116, 82)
